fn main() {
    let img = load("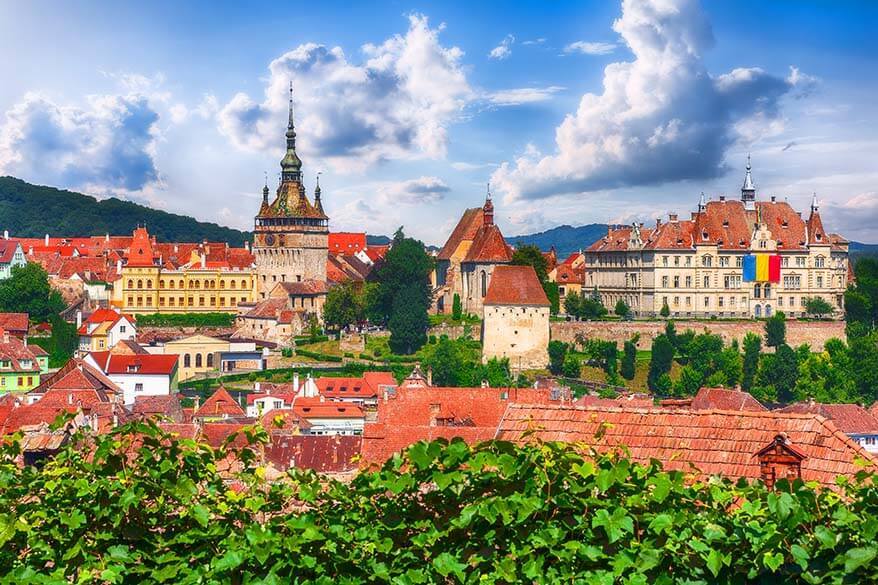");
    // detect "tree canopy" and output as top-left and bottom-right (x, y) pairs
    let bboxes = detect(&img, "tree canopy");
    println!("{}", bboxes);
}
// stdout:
(0, 262), (65, 322)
